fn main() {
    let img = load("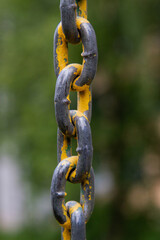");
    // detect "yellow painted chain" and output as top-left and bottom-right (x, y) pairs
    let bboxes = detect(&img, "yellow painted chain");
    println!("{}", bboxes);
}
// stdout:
(51, 0), (98, 239)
